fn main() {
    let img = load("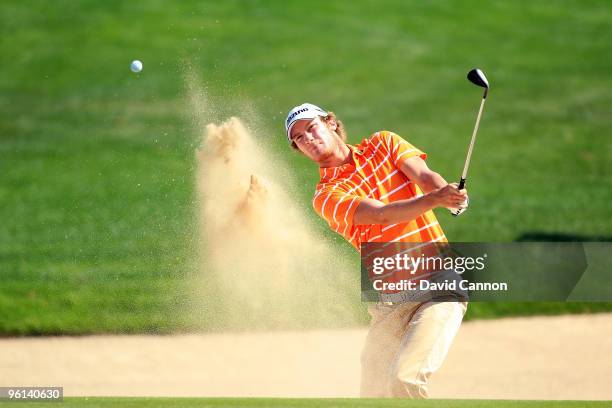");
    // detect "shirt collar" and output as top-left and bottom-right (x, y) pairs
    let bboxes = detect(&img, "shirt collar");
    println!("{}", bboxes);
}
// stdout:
(318, 145), (360, 182)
